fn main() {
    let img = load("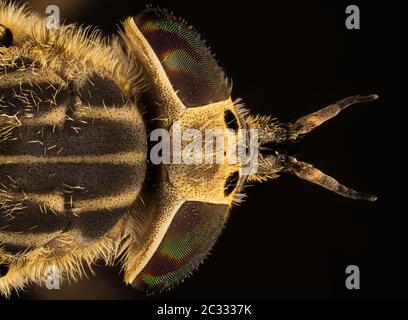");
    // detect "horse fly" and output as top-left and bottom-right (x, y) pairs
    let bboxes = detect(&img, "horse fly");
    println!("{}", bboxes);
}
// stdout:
(0, 3), (377, 297)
